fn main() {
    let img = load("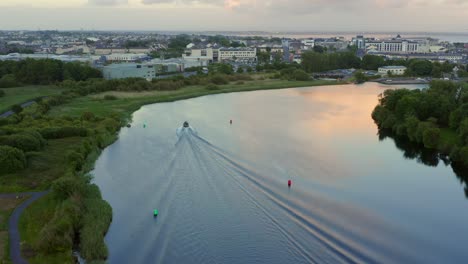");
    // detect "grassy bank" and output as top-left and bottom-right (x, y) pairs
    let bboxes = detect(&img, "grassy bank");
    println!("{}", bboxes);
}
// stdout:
(2, 76), (343, 263)
(49, 79), (339, 118)
(0, 86), (63, 114)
